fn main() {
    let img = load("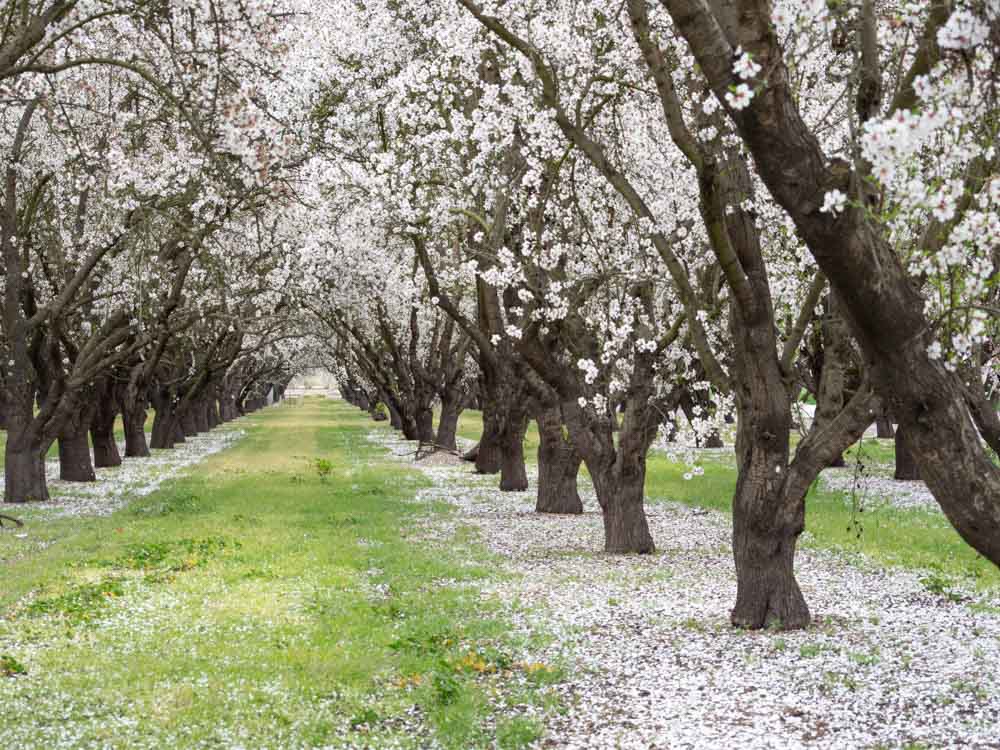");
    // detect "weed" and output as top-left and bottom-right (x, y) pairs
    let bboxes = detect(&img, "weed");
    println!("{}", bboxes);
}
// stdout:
(432, 671), (462, 705)
(313, 457), (333, 482)
(1, 654), (27, 677)
(496, 716), (543, 749)
(24, 579), (125, 623)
